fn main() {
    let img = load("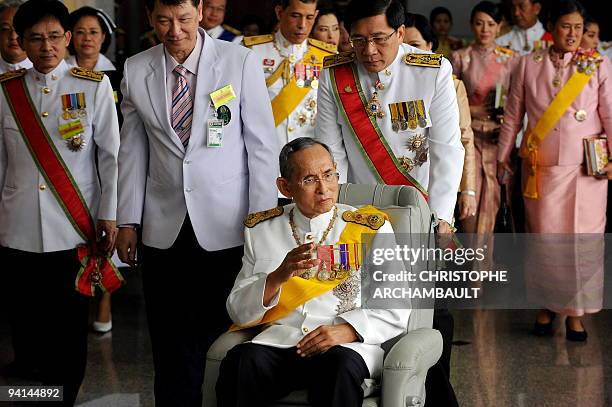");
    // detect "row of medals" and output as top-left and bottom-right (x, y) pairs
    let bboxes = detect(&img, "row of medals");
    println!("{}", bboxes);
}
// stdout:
(302, 262), (356, 281)
(63, 108), (87, 152)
